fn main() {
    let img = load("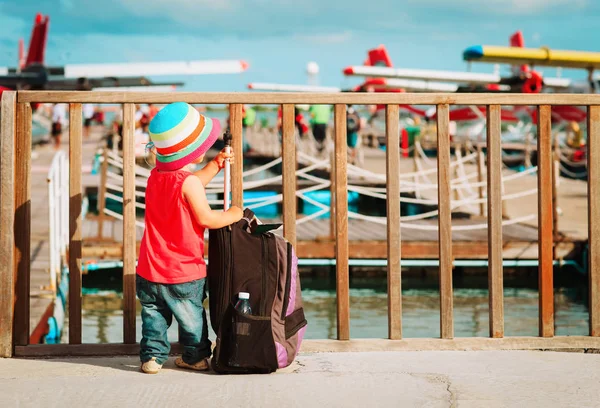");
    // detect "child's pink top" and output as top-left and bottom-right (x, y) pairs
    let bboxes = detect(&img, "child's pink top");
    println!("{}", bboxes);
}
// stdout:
(137, 168), (206, 284)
